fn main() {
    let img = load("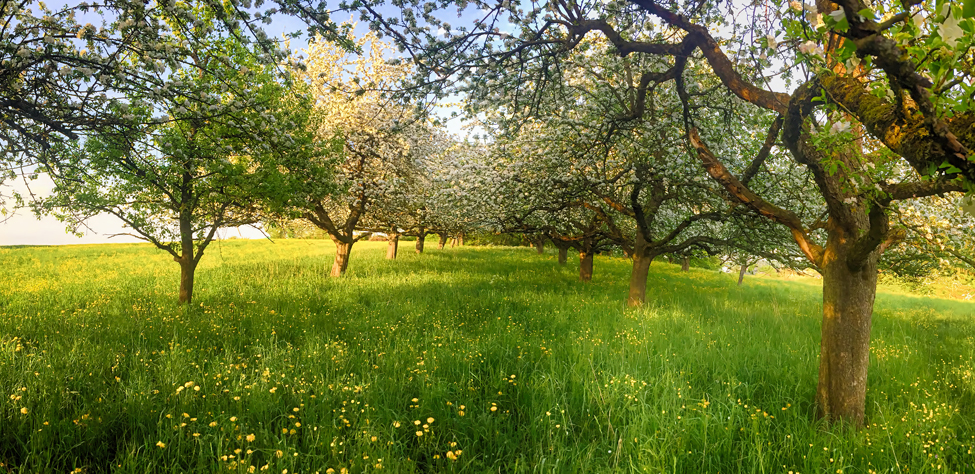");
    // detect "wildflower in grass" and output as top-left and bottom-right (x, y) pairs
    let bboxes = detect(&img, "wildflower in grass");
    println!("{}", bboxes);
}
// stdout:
(275, 450), (283, 458)
(393, 421), (401, 428)
(209, 421), (218, 427)
(156, 441), (166, 448)
(20, 407), (28, 415)
(246, 433), (256, 442)
(415, 431), (423, 437)
(231, 417), (238, 422)
(426, 417), (434, 423)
